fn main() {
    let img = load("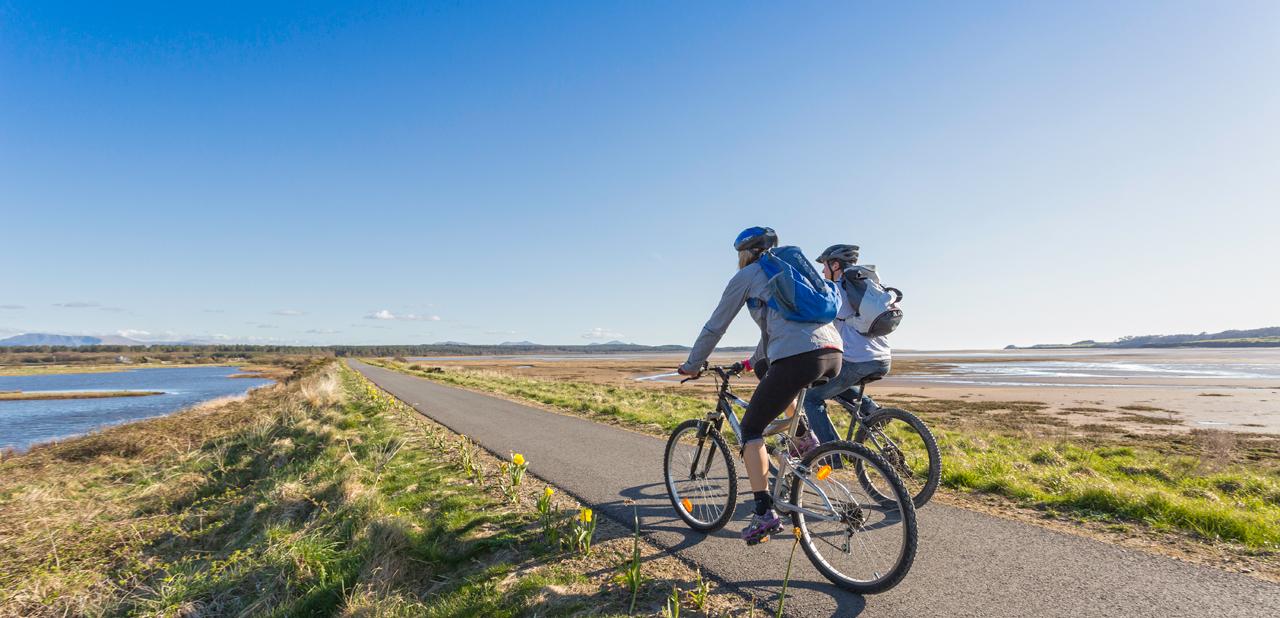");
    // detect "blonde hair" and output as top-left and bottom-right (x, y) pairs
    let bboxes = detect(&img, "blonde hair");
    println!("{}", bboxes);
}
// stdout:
(738, 249), (761, 269)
